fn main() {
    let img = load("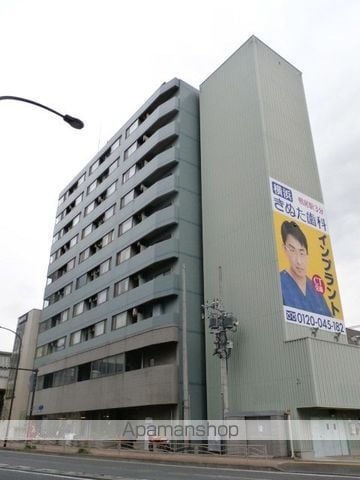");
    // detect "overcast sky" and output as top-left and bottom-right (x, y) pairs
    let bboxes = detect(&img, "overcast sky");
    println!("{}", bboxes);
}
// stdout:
(0, 0), (359, 351)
